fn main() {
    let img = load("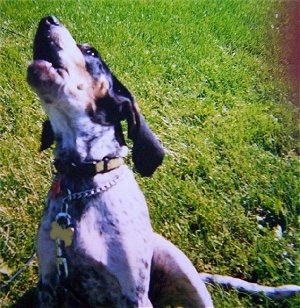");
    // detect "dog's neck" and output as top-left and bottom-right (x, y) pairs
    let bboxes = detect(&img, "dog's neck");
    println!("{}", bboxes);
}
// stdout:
(48, 109), (126, 164)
